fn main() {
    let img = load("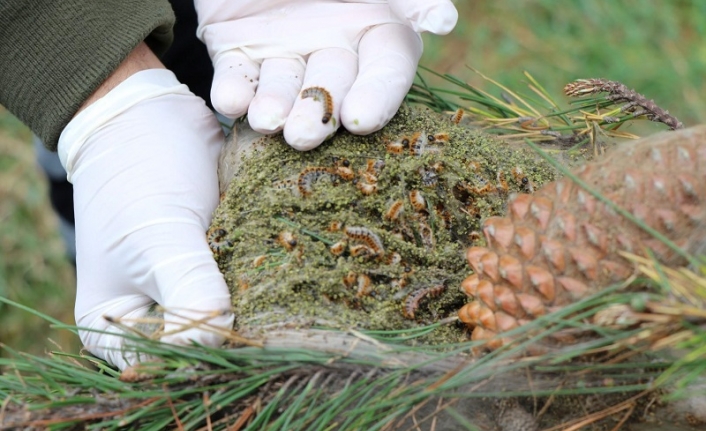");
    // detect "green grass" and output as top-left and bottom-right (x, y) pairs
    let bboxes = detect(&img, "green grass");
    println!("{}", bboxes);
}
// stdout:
(421, 1), (706, 127)
(1, 0), (705, 356)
